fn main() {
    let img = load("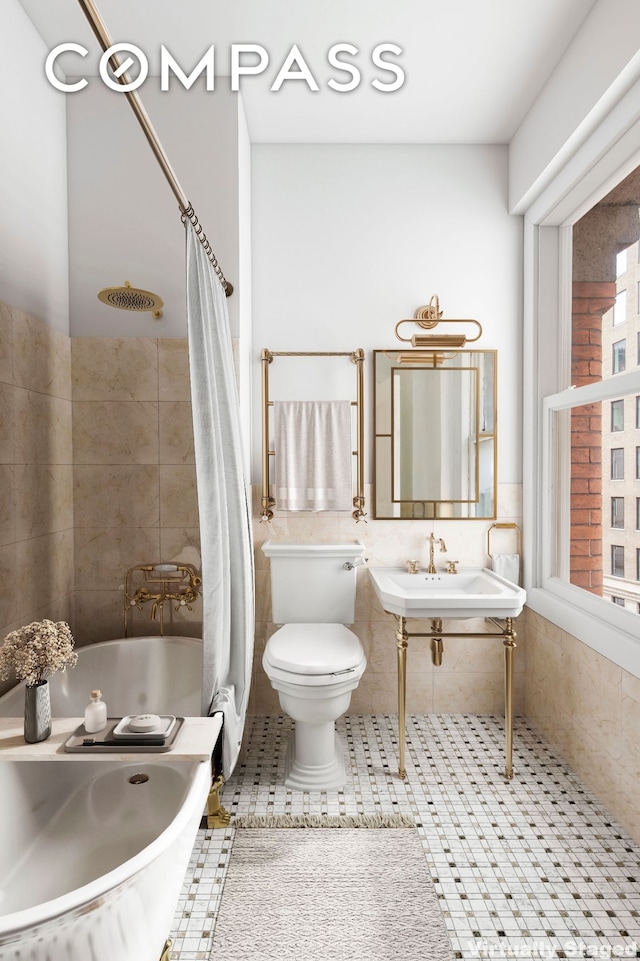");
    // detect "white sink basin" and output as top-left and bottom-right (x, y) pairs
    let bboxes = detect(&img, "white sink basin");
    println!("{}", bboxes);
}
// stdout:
(369, 567), (526, 619)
